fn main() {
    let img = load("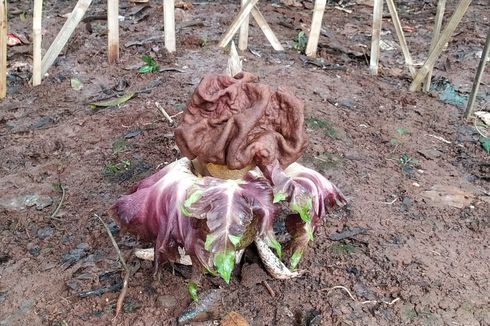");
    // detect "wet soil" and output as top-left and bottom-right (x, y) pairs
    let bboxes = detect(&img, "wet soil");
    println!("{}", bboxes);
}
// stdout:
(1, 0), (489, 325)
